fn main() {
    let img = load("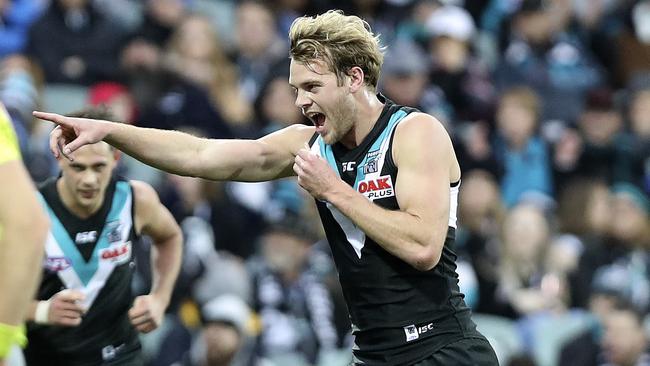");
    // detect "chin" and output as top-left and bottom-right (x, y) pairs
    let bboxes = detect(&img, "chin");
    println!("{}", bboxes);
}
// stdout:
(77, 197), (99, 208)
(322, 131), (340, 145)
